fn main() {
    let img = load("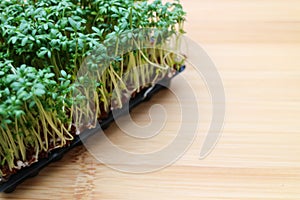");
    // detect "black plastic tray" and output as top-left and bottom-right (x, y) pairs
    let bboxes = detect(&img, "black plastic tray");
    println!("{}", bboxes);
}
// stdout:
(0, 66), (185, 193)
